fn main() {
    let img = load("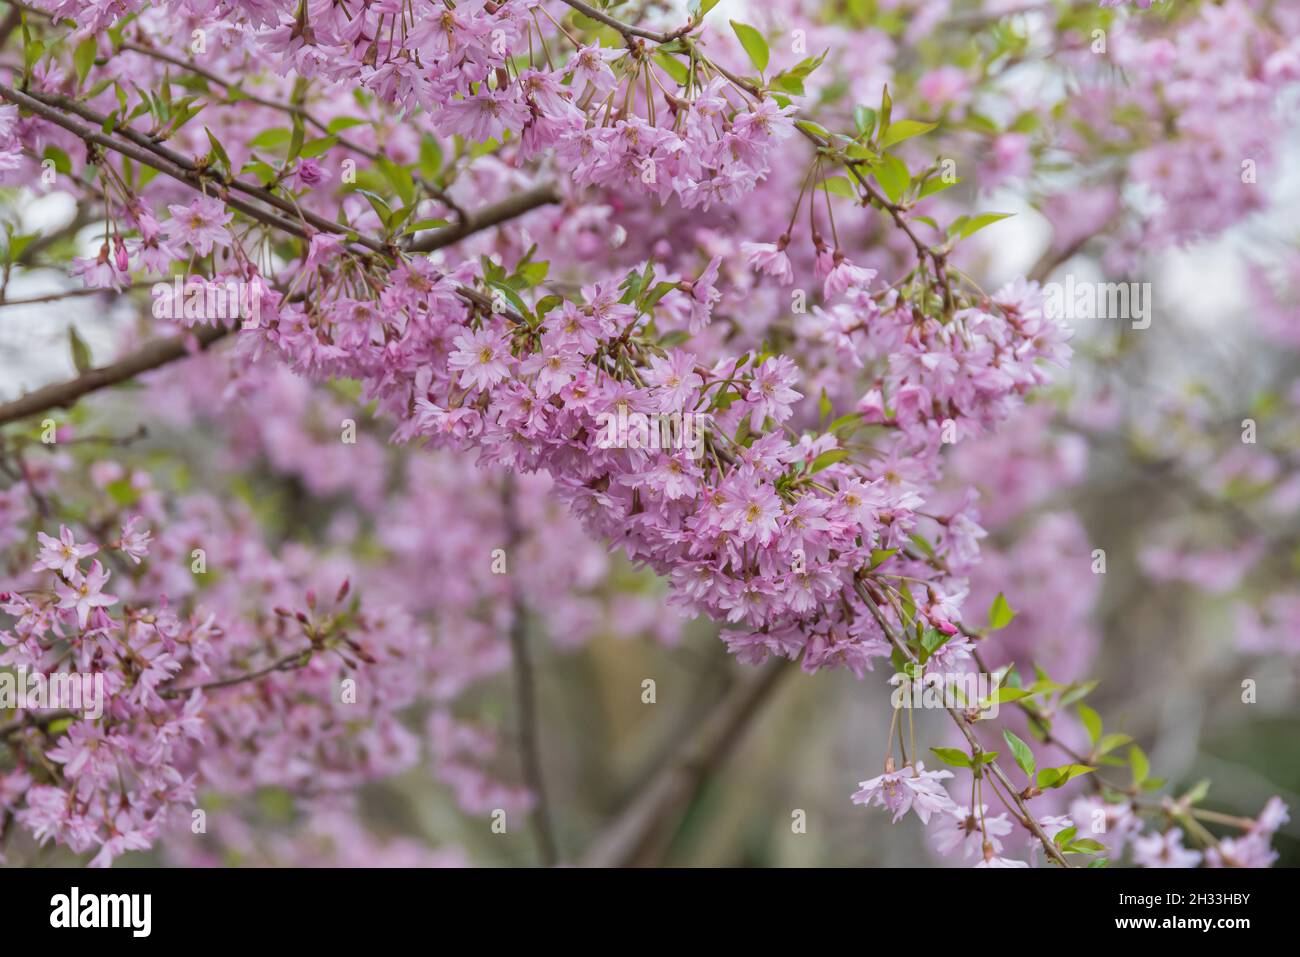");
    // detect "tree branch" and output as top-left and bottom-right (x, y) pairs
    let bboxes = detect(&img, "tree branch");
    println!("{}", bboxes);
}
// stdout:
(0, 84), (556, 426)
(578, 659), (792, 867)
(501, 474), (559, 867)
(0, 324), (230, 426)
